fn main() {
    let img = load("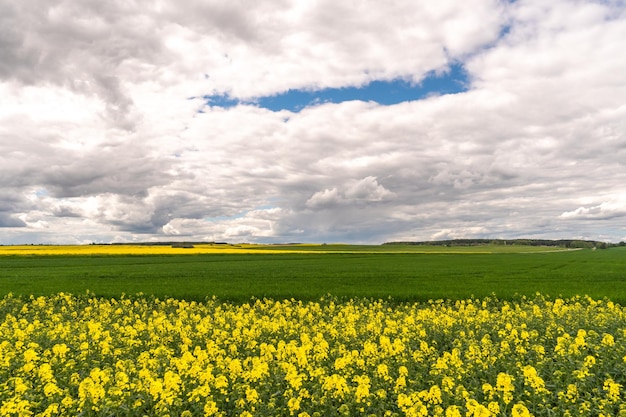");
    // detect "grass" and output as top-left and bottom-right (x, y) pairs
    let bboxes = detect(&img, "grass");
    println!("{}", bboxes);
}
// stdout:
(1, 245), (625, 303)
